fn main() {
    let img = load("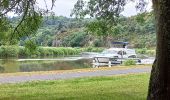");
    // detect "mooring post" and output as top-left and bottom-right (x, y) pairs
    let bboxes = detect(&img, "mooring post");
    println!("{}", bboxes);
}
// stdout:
(108, 61), (111, 67)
